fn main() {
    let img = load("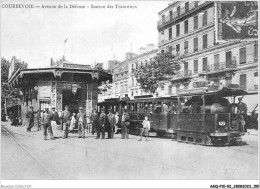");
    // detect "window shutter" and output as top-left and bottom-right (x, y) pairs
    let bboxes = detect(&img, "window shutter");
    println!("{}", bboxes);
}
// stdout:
(255, 43), (258, 61)
(239, 47), (246, 64)
(185, 2), (189, 12)
(240, 74), (247, 90)
(203, 34), (207, 49)
(194, 38), (198, 51)
(194, 60), (198, 74)
(203, 11), (207, 26)
(169, 28), (172, 40)
(194, 16), (198, 29)
(176, 24), (180, 37)
(184, 20), (188, 33)
(203, 57), (207, 71)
